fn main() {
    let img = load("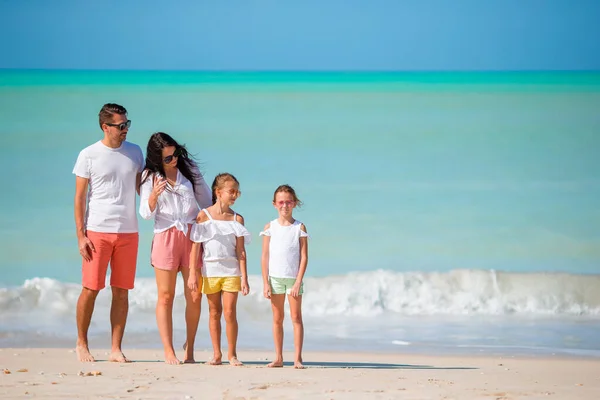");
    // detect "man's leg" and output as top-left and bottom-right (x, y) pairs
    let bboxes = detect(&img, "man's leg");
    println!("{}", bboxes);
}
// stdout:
(76, 287), (100, 362)
(77, 231), (111, 362)
(108, 233), (139, 363)
(109, 286), (130, 362)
